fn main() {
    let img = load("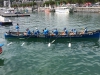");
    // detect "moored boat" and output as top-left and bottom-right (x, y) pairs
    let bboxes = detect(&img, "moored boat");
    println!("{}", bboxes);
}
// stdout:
(0, 16), (12, 26)
(4, 30), (100, 42)
(55, 6), (70, 13)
